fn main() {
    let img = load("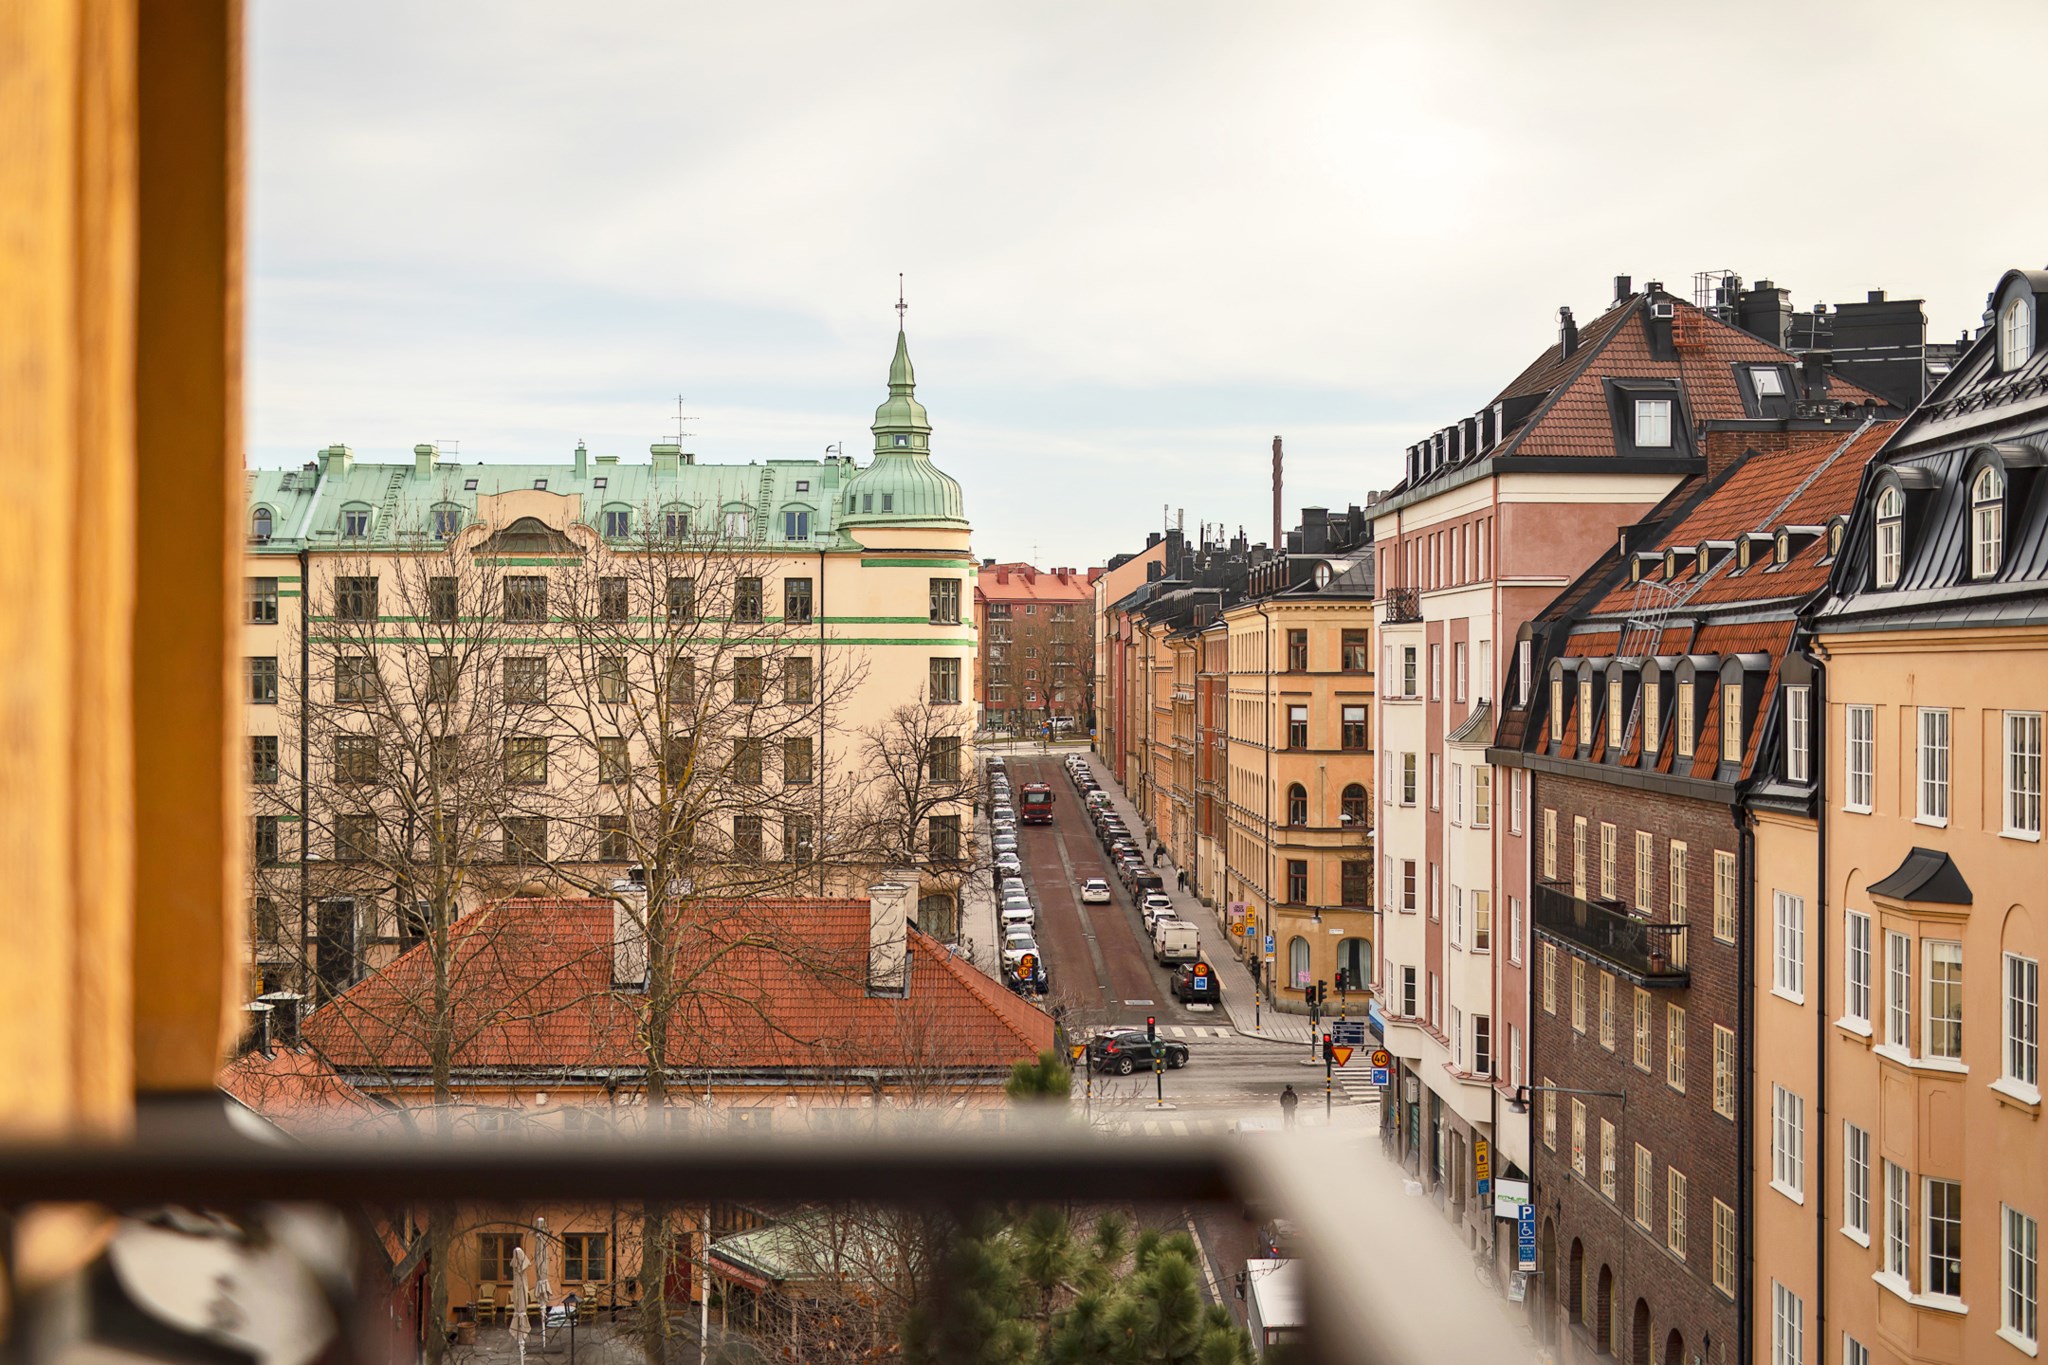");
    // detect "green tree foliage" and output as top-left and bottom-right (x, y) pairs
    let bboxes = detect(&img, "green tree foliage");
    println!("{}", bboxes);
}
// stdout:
(904, 1210), (1250, 1365)
(1004, 1048), (1073, 1102)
